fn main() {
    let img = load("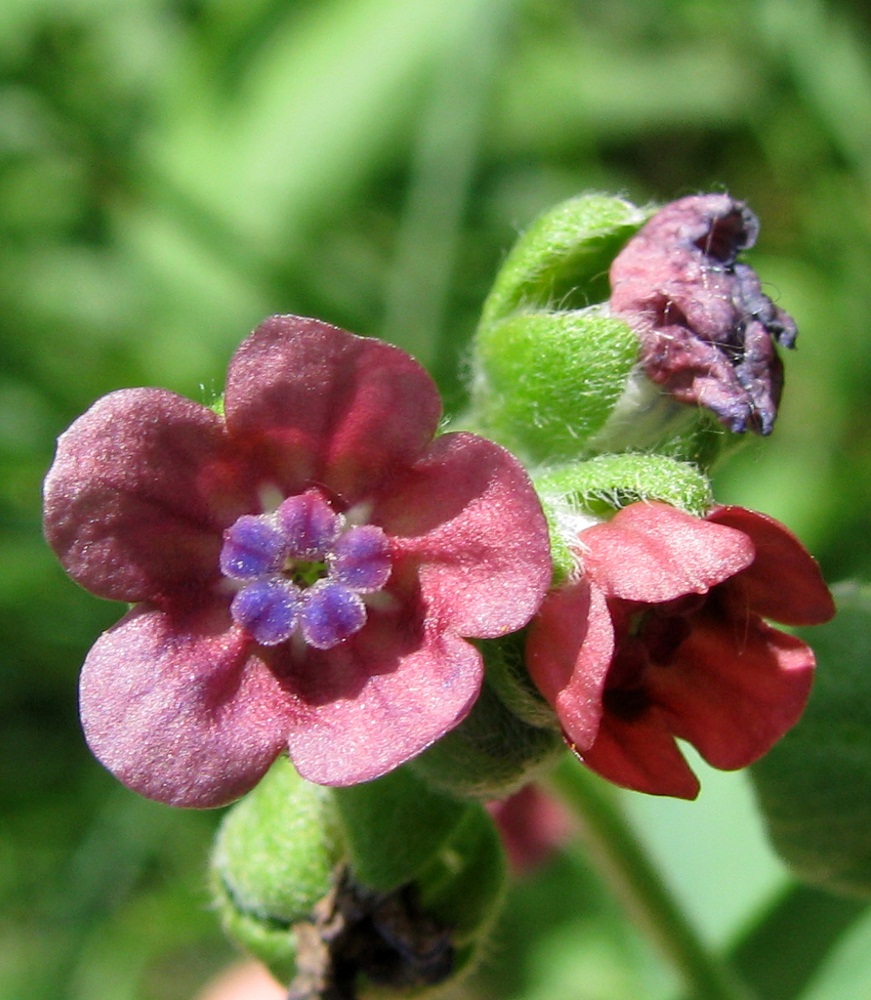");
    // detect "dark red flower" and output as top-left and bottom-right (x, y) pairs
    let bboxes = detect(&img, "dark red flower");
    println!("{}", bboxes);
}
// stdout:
(526, 502), (834, 798)
(44, 315), (552, 807)
(609, 194), (797, 435)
